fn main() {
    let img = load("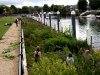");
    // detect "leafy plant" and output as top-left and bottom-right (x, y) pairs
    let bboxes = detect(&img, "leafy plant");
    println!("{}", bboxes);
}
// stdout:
(4, 54), (15, 60)
(10, 42), (19, 47)
(2, 48), (13, 54)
